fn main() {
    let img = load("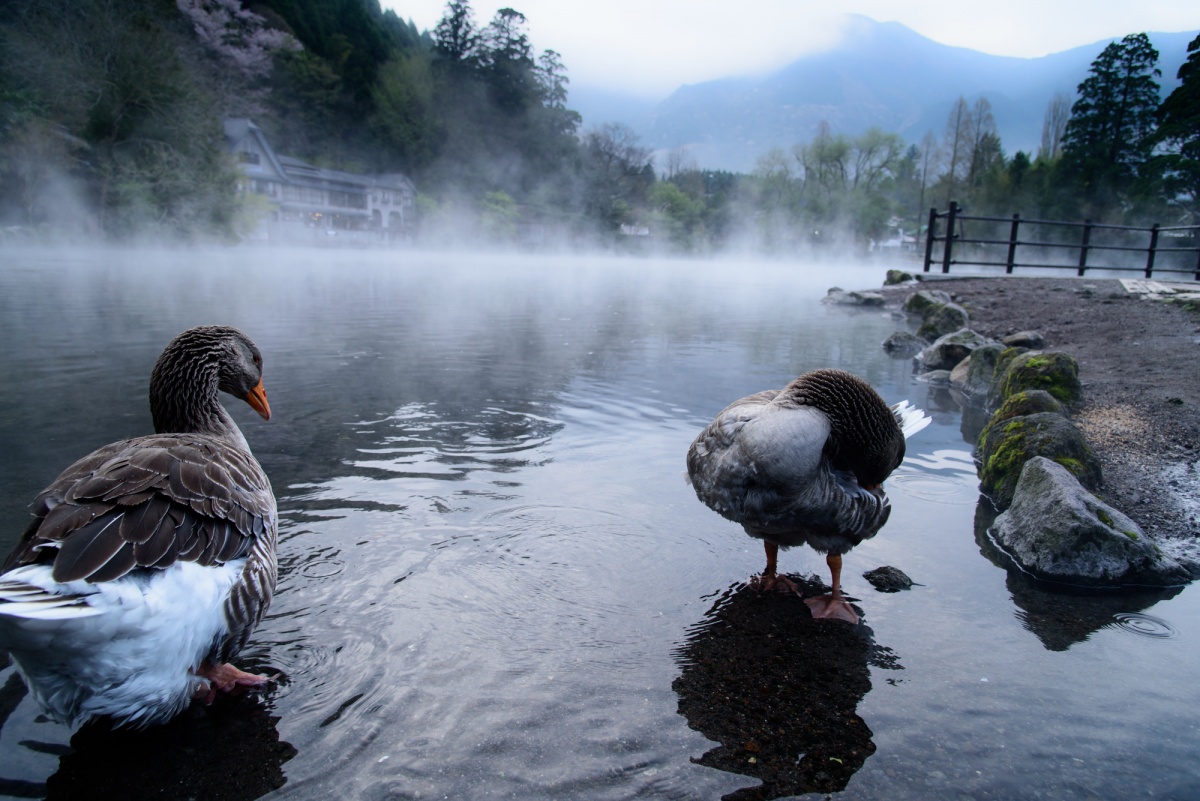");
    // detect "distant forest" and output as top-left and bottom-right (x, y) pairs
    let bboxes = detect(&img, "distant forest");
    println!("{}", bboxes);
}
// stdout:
(0, 0), (1197, 251)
